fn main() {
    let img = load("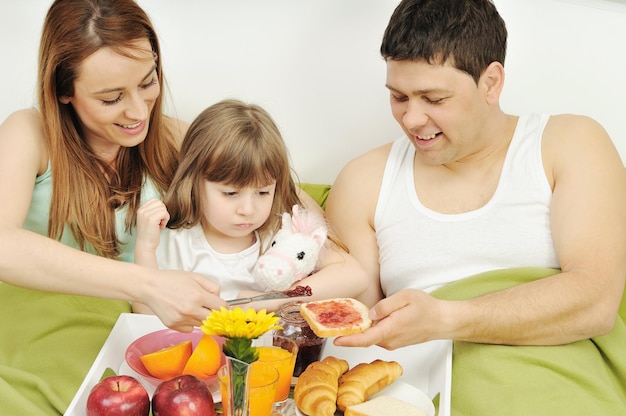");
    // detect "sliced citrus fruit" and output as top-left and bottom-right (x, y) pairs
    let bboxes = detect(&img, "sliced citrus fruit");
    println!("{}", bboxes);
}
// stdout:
(182, 334), (222, 378)
(140, 340), (192, 380)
